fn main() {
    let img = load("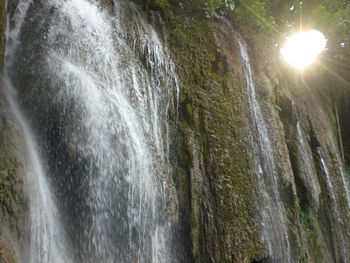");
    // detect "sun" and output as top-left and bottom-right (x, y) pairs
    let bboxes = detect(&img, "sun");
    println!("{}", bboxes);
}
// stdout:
(281, 30), (327, 69)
